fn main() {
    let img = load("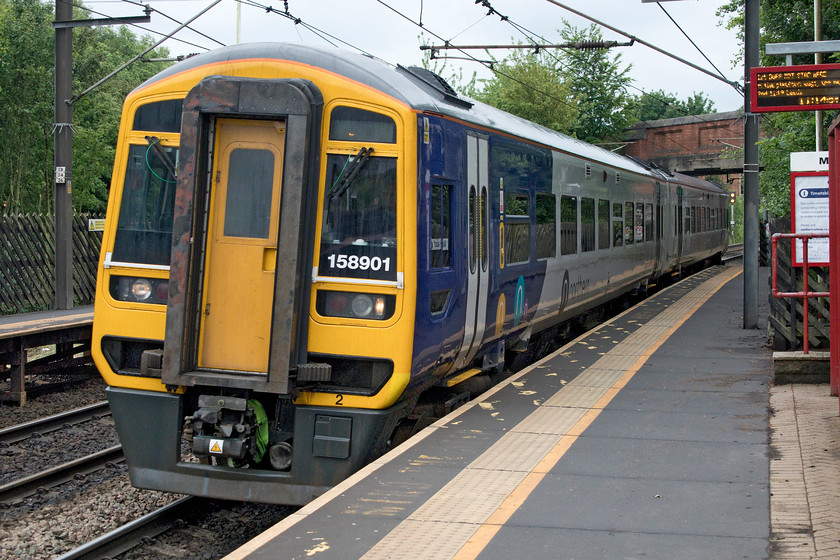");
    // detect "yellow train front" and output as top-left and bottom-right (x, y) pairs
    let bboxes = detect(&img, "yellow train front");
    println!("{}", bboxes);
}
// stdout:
(92, 43), (729, 505)
(93, 44), (425, 504)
